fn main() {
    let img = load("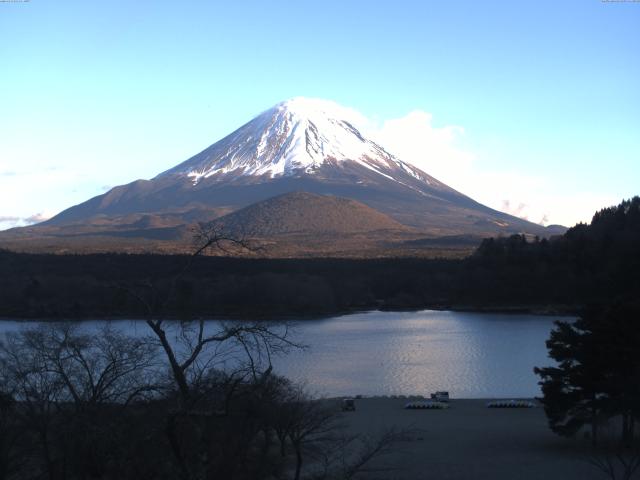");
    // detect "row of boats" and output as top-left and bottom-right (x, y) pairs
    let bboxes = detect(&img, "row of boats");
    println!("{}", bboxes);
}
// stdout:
(405, 398), (536, 410)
